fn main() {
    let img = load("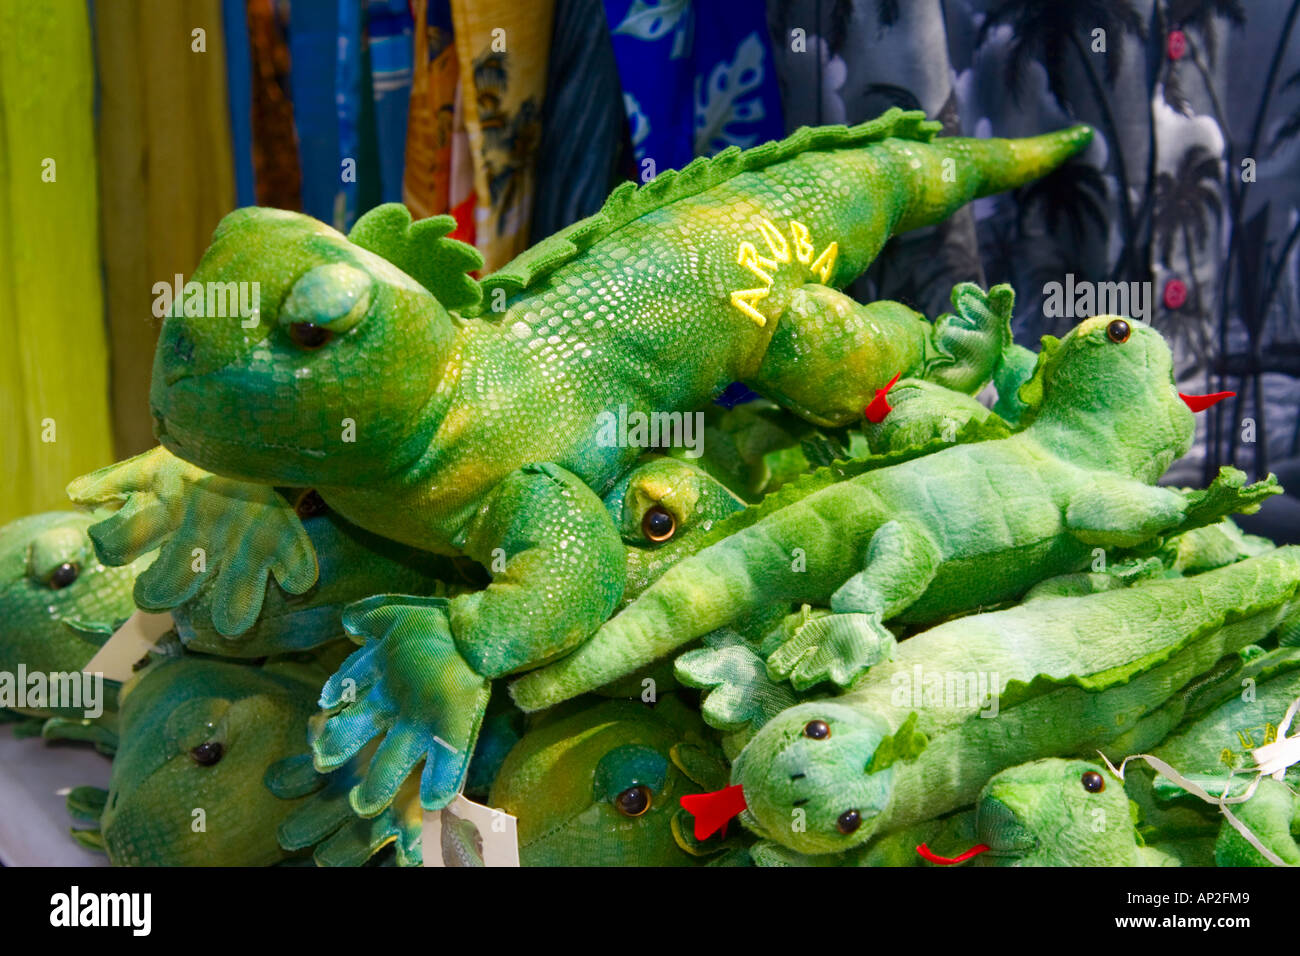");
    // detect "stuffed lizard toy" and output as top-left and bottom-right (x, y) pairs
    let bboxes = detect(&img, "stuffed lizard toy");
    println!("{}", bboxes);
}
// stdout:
(959, 758), (1177, 867)
(488, 695), (734, 866)
(67, 110), (1093, 812)
(71, 651), (344, 866)
(676, 547), (1300, 861)
(0, 511), (153, 751)
(511, 315), (1263, 707)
